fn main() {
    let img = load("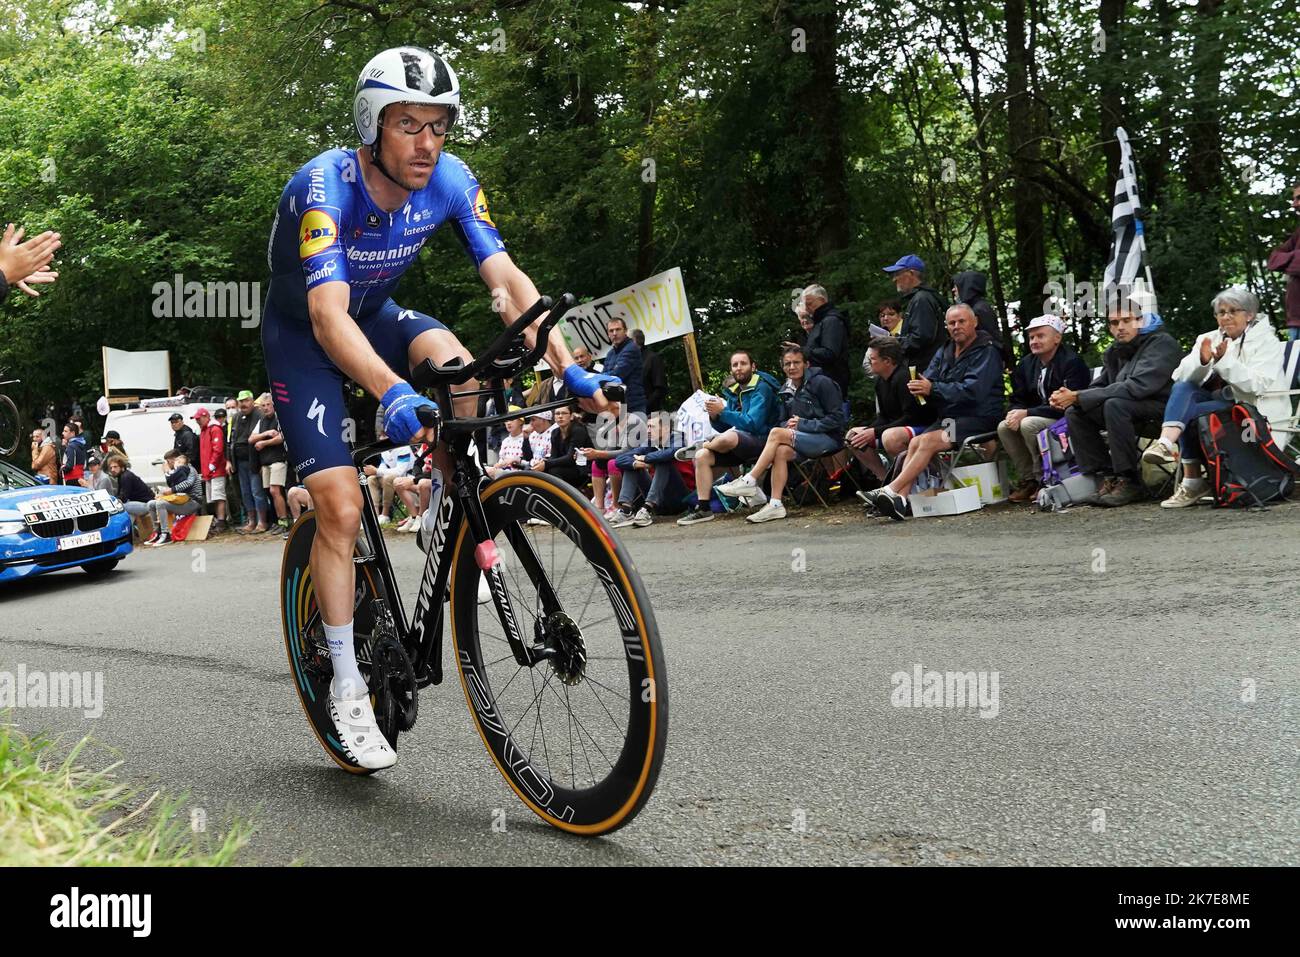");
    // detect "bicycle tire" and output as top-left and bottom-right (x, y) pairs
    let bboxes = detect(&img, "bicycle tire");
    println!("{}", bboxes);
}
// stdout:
(0, 393), (19, 457)
(450, 470), (668, 835)
(279, 511), (403, 775)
